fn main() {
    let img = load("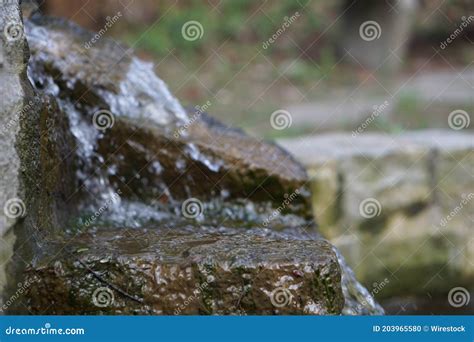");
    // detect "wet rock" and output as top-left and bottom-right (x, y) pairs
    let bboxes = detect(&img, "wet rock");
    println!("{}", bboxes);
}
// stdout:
(1, 7), (383, 315)
(0, 1), (25, 297)
(279, 131), (474, 302)
(1, 1), (80, 306)
(22, 228), (343, 315)
(280, 133), (431, 234)
(237, 227), (385, 315)
(24, 15), (312, 228)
